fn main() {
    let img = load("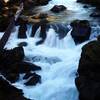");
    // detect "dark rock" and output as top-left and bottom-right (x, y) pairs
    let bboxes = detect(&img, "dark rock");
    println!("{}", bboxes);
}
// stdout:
(0, 0), (5, 11)
(70, 20), (91, 44)
(90, 12), (100, 17)
(0, 47), (24, 67)
(0, 46), (41, 83)
(18, 24), (27, 39)
(31, 13), (48, 38)
(0, 16), (10, 32)
(75, 36), (100, 100)
(50, 23), (70, 39)
(83, 5), (89, 8)
(24, 73), (41, 86)
(50, 5), (67, 13)
(0, 76), (30, 100)
(12, 61), (41, 74)
(77, 0), (100, 7)
(18, 42), (28, 47)
(23, 72), (35, 80)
